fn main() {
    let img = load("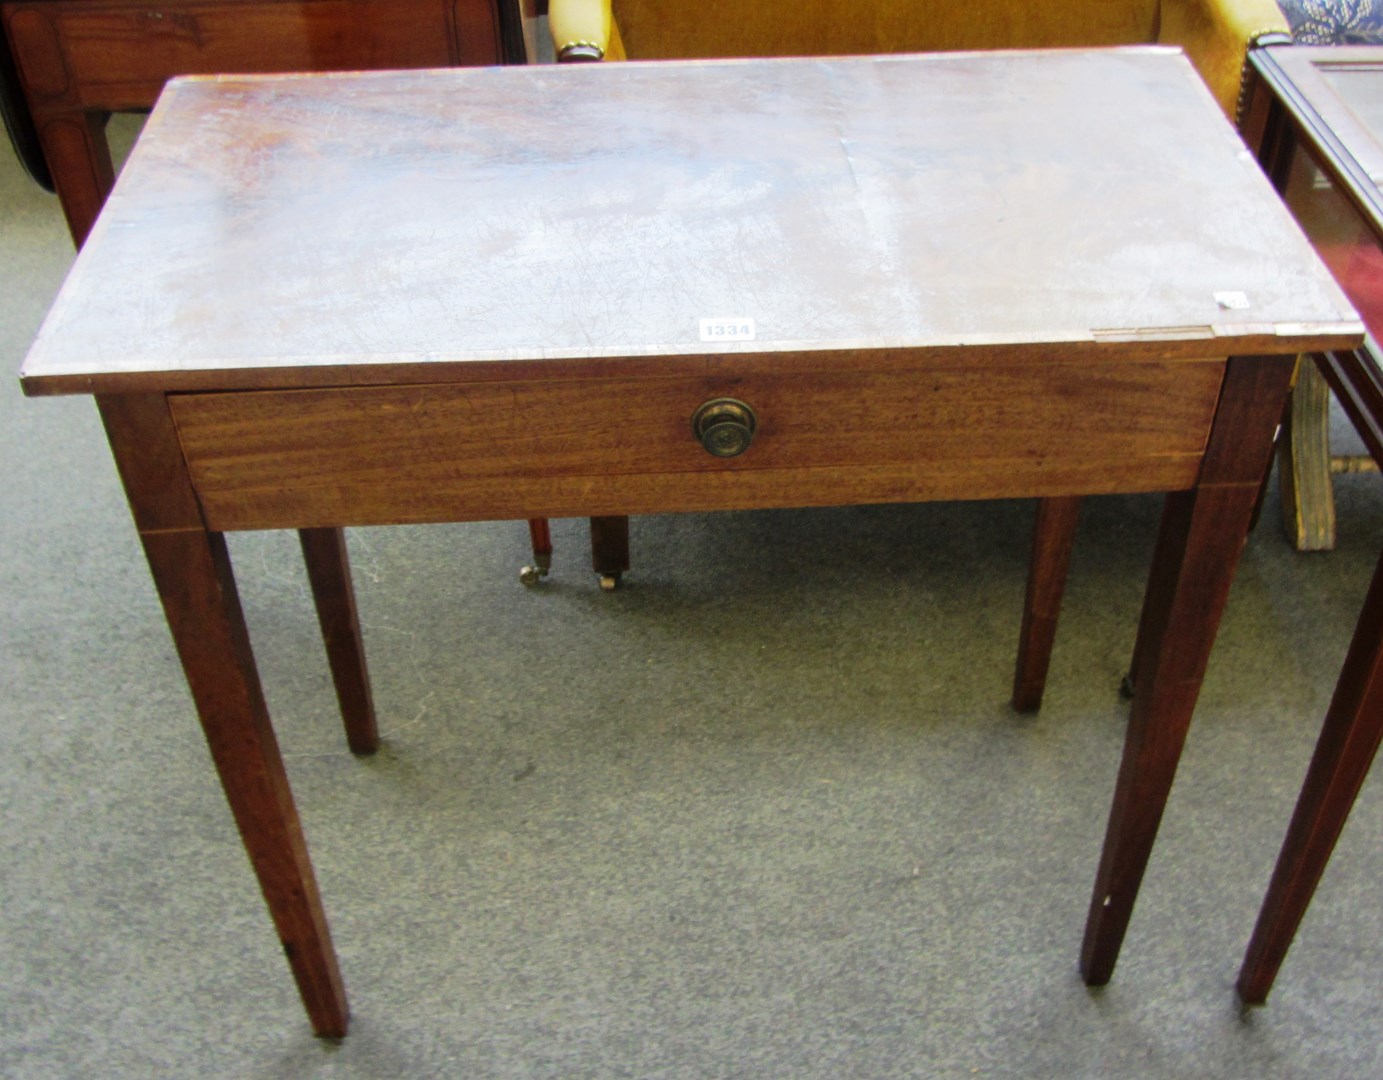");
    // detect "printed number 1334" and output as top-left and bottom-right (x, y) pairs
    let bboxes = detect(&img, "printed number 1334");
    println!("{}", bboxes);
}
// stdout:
(699, 318), (756, 342)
